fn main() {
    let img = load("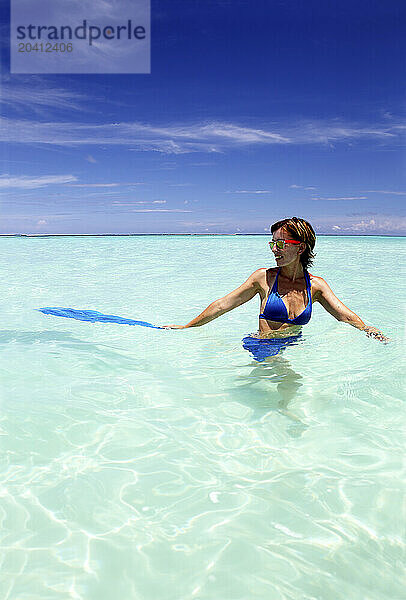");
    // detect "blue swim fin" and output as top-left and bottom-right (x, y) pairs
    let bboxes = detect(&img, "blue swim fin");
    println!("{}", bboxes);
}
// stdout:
(38, 307), (162, 329)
